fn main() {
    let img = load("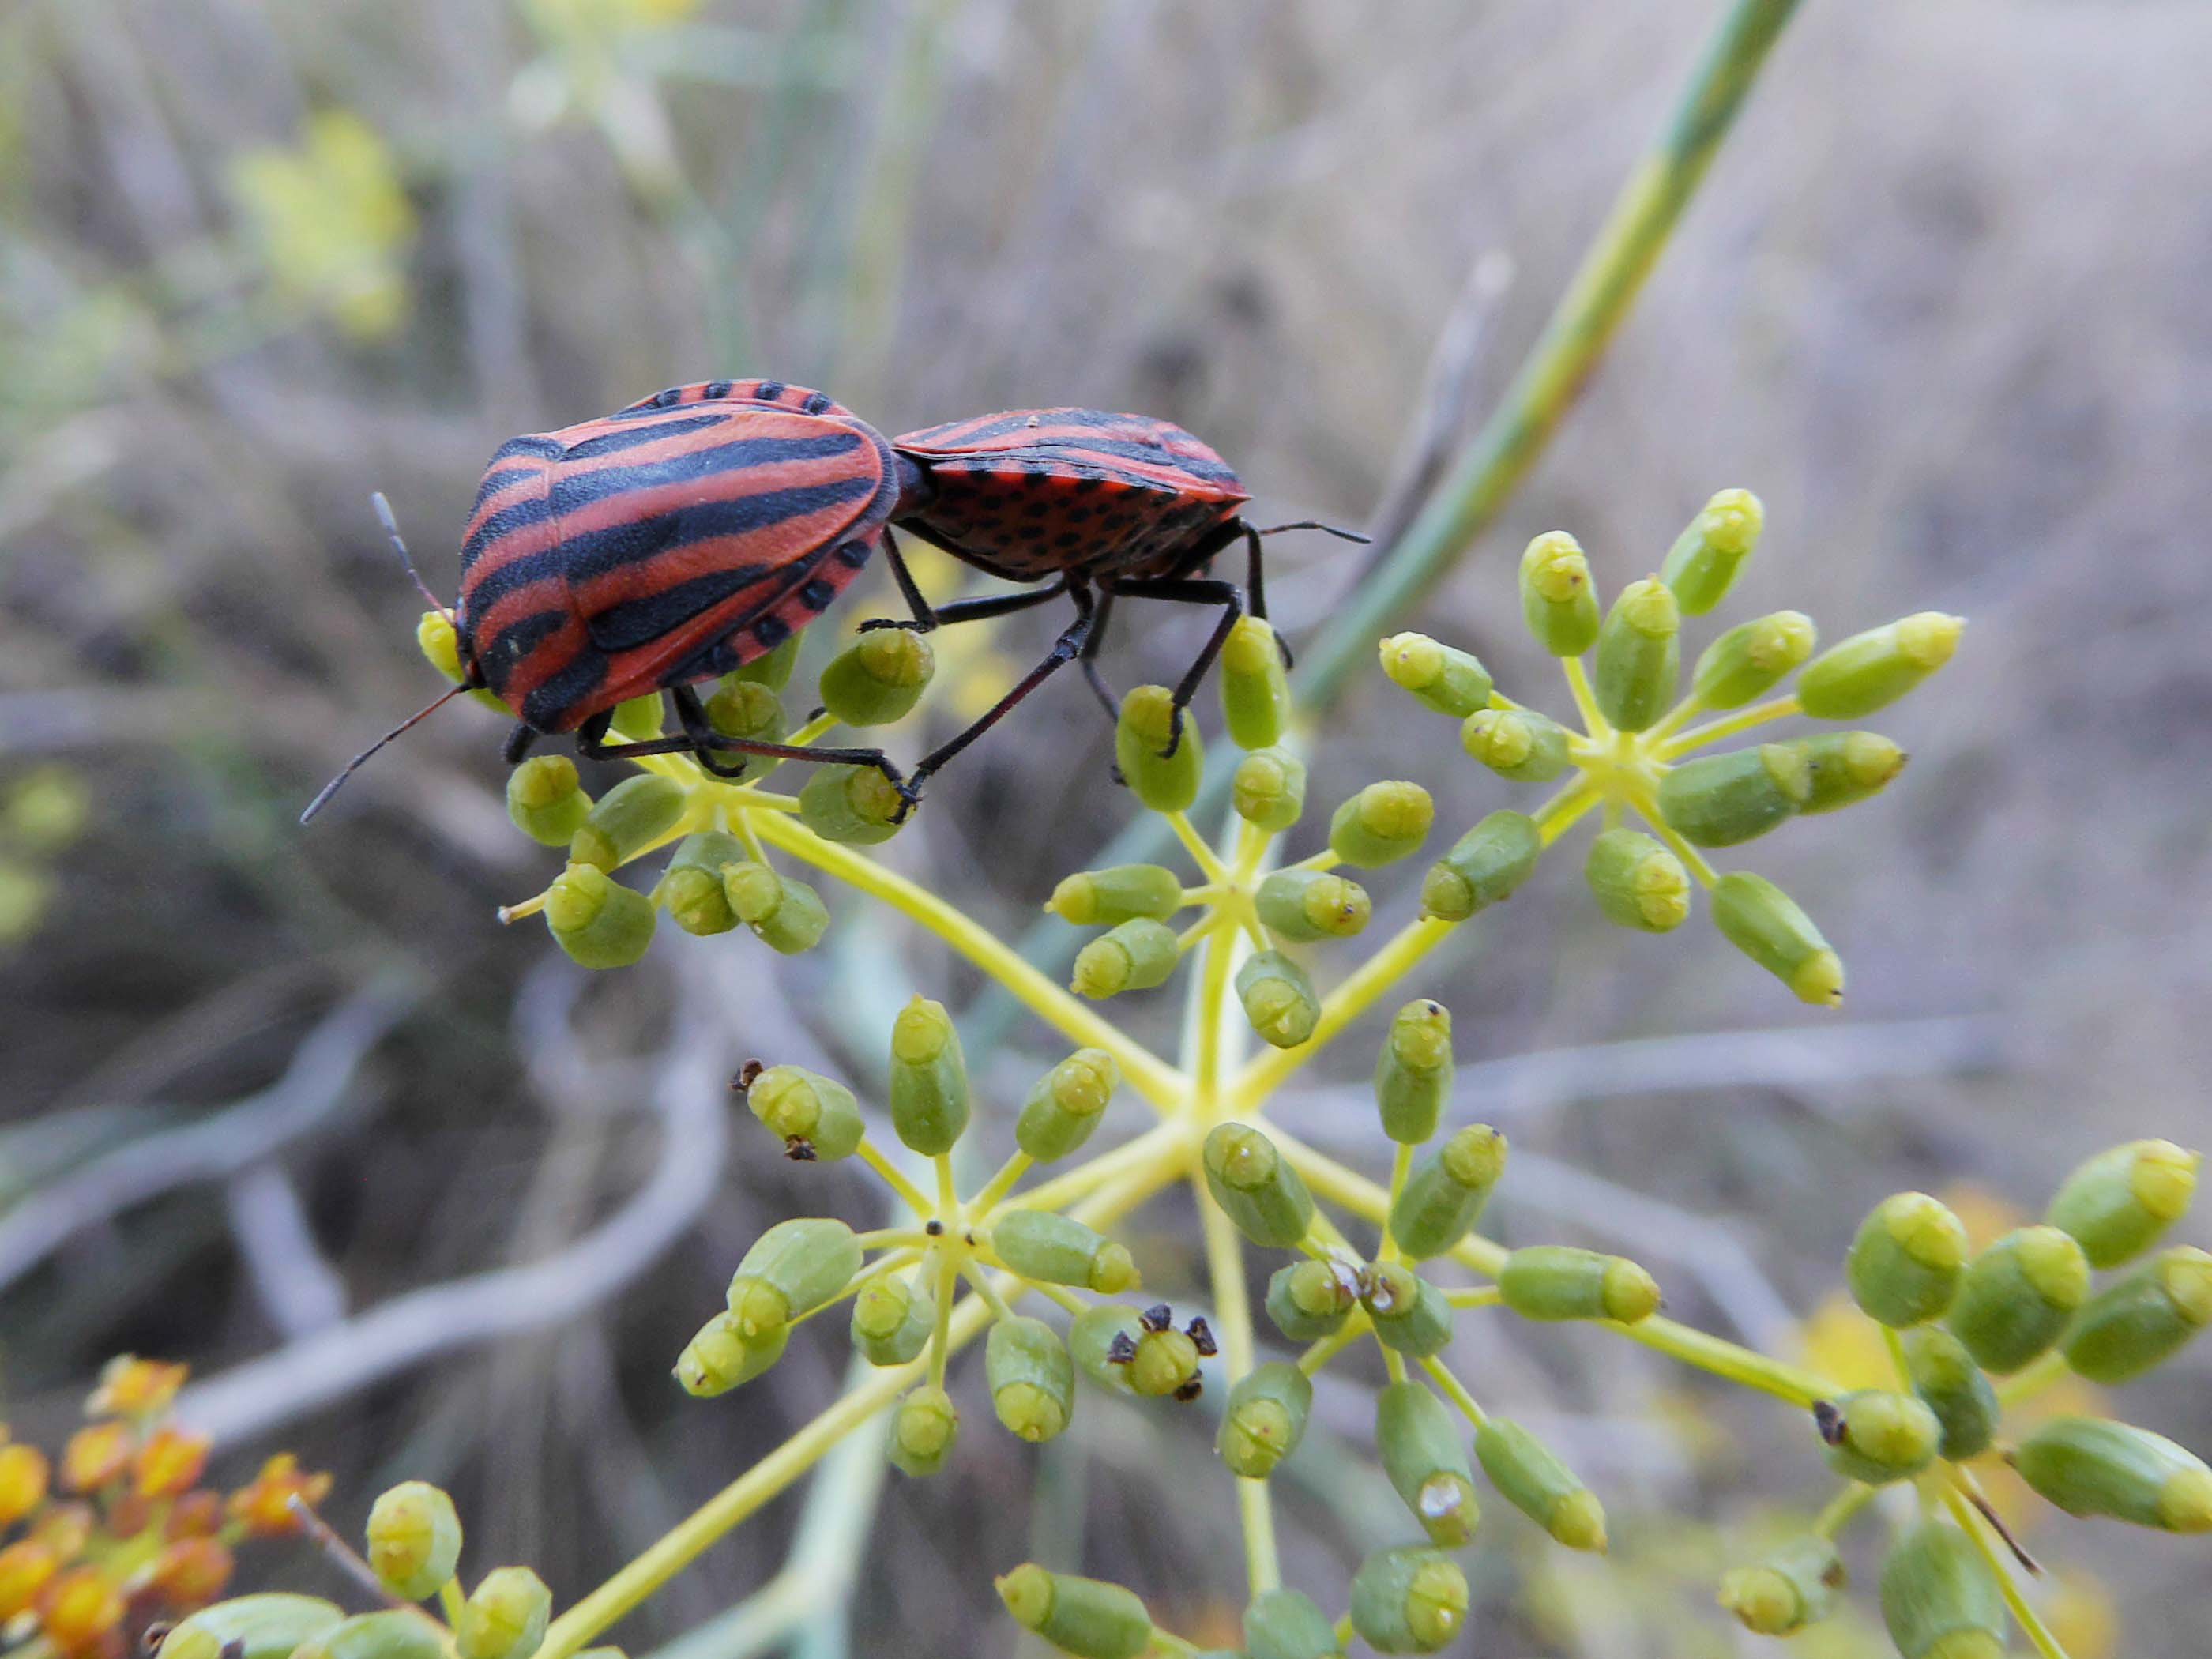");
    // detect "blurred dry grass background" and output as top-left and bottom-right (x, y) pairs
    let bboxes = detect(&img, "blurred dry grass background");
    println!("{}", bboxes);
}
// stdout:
(2, 1), (2208, 1654)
